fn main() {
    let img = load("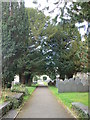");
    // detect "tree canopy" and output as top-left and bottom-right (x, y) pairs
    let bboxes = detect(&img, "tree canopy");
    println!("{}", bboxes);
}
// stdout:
(2, 1), (89, 87)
